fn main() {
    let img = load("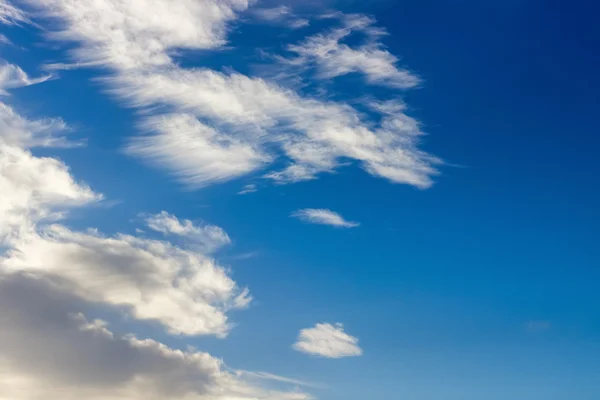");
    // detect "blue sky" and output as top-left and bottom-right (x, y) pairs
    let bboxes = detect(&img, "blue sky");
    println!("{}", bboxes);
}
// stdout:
(0, 0), (599, 399)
